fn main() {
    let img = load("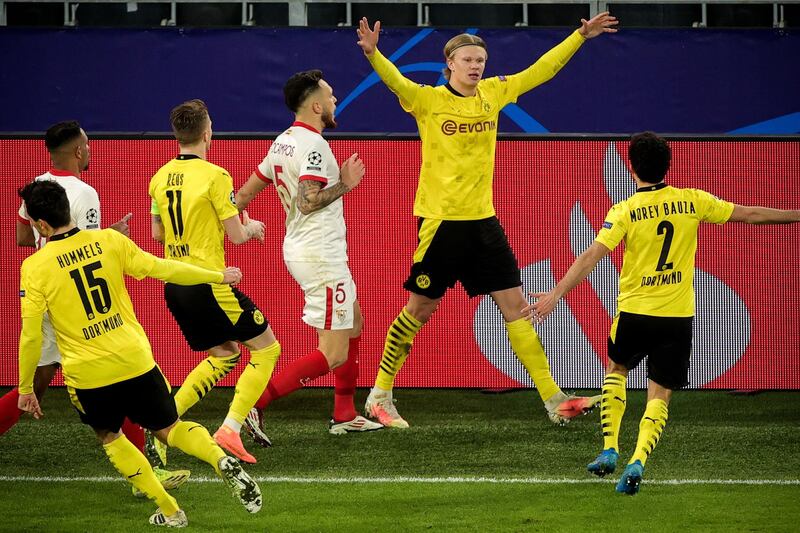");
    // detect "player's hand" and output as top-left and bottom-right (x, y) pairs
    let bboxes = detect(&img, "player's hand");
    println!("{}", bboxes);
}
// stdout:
(340, 153), (365, 191)
(18, 392), (43, 419)
(242, 210), (265, 243)
(222, 267), (243, 286)
(522, 291), (559, 325)
(110, 213), (133, 237)
(579, 11), (618, 39)
(357, 17), (381, 56)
